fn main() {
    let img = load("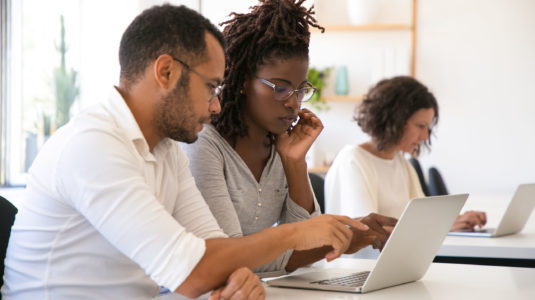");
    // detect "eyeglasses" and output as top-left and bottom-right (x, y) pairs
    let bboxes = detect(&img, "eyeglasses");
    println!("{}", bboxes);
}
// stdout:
(256, 76), (316, 102)
(172, 56), (224, 102)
